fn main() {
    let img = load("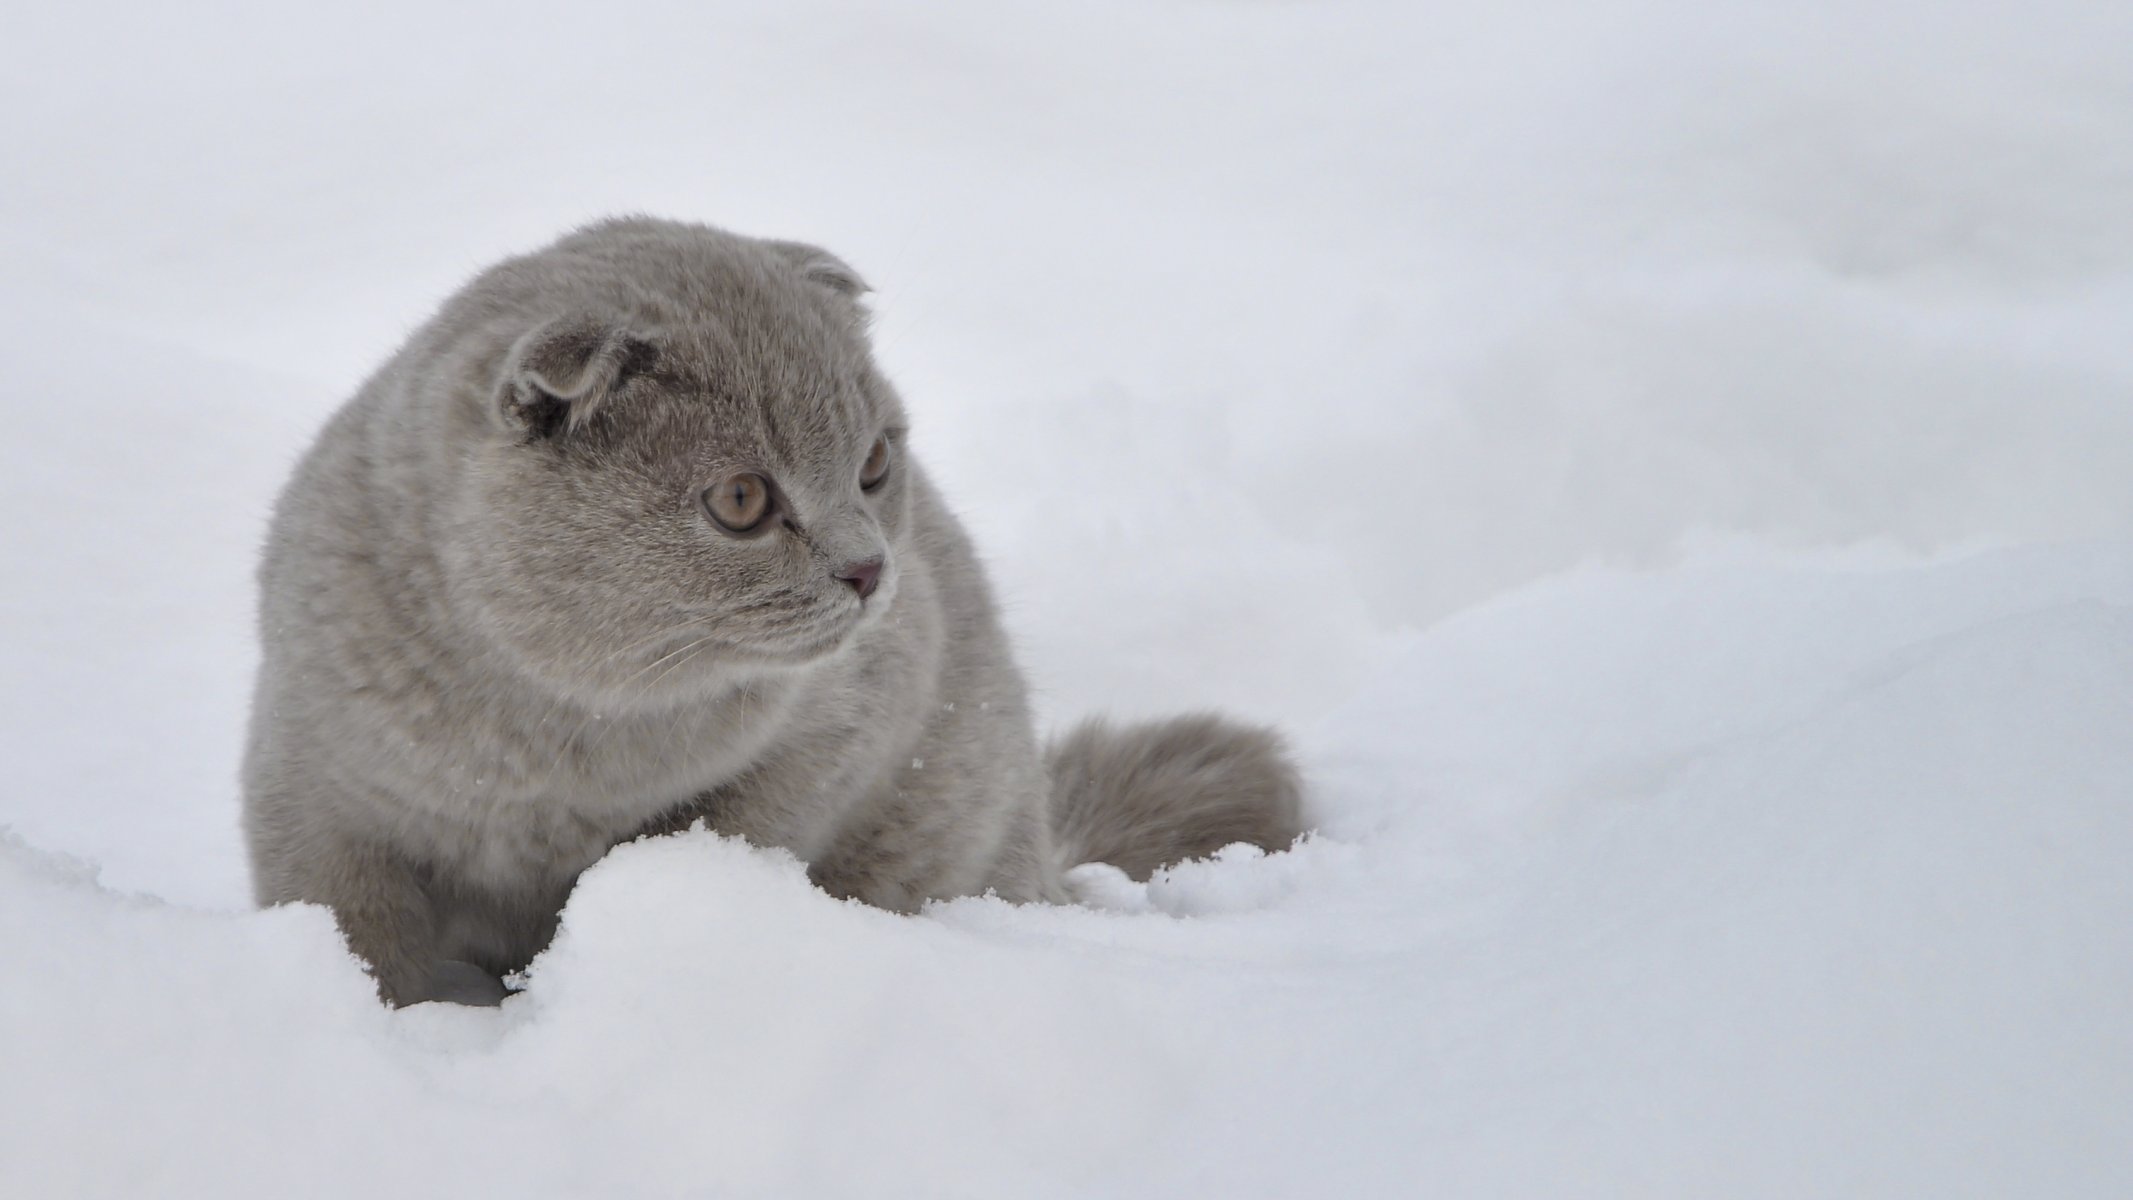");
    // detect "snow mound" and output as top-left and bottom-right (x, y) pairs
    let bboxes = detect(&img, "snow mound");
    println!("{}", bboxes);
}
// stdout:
(5, 544), (2129, 1196)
